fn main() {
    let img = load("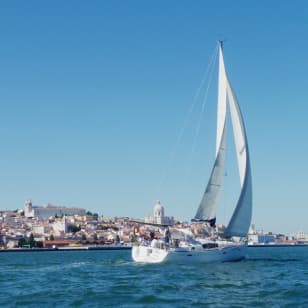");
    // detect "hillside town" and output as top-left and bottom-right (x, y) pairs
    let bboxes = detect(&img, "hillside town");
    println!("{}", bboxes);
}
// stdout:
(0, 200), (307, 250)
